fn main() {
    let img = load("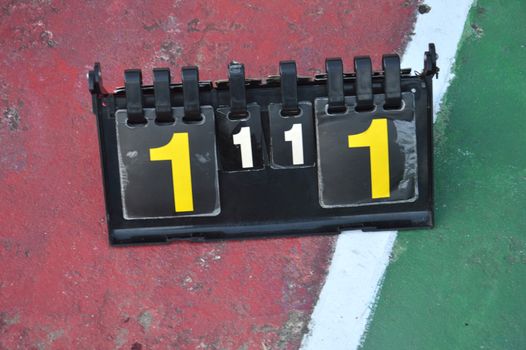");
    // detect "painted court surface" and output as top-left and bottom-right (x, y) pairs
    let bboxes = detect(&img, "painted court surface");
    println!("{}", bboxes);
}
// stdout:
(0, 1), (414, 349)
(363, 1), (526, 348)
(0, 0), (525, 349)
